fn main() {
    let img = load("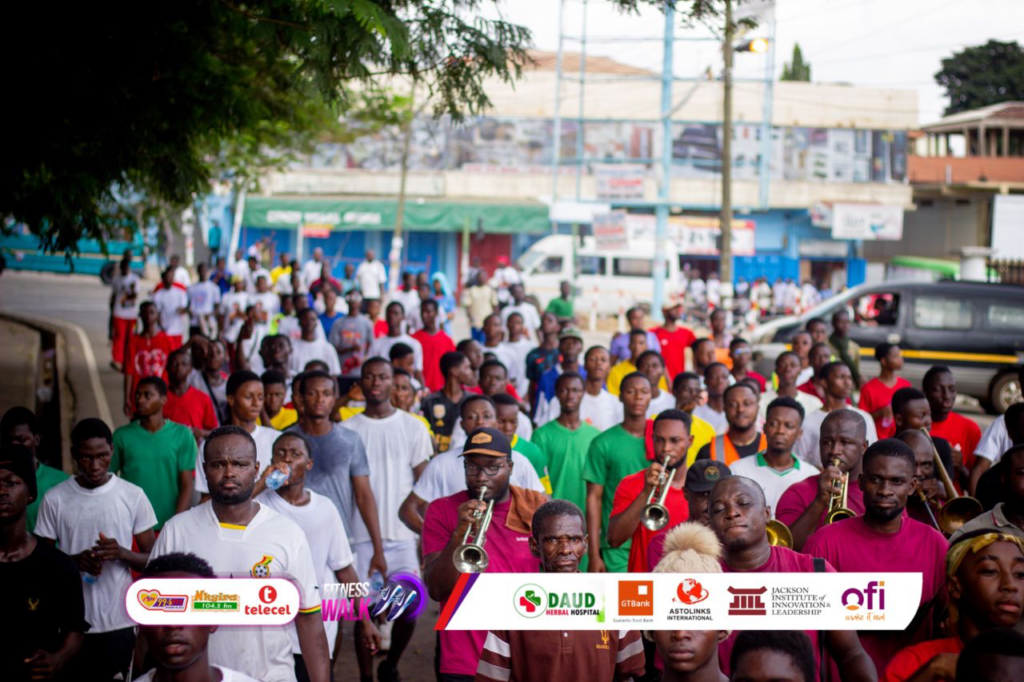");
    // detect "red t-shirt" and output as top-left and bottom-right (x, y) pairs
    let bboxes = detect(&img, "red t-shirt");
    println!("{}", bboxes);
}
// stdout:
(718, 547), (836, 675)
(422, 489), (538, 677)
(858, 377), (911, 438)
(163, 387), (218, 432)
(804, 516), (948, 679)
(930, 412), (982, 470)
(125, 332), (175, 393)
(883, 637), (962, 682)
(466, 384), (522, 402)
(735, 370), (767, 393)
(412, 329), (456, 393)
(372, 319), (388, 338)
(611, 469), (688, 573)
(775, 476), (867, 530)
(651, 326), (696, 380)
